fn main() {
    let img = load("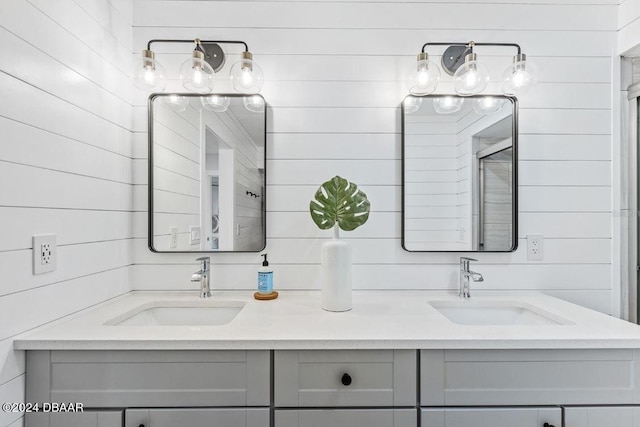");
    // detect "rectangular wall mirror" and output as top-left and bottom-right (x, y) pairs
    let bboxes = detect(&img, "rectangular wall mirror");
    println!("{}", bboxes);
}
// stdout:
(402, 95), (517, 252)
(149, 94), (266, 252)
